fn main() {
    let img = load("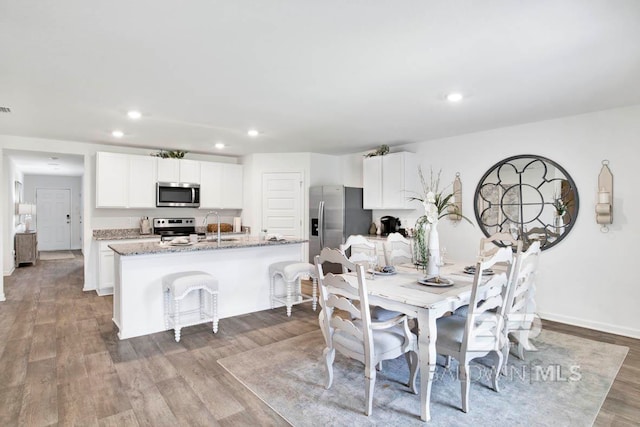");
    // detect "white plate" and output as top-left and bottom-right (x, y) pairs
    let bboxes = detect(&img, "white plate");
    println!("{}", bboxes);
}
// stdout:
(368, 269), (397, 276)
(463, 267), (495, 276)
(417, 277), (454, 287)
